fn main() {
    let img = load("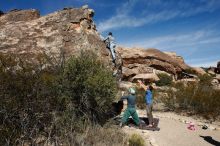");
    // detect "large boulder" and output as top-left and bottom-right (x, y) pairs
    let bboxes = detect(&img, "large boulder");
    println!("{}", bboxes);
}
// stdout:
(0, 7), (112, 65)
(215, 74), (220, 81)
(164, 51), (184, 63)
(131, 73), (159, 82)
(192, 67), (207, 75)
(118, 81), (134, 90)
(117, 47), (190, 80)
(0, 9), (40, 26)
